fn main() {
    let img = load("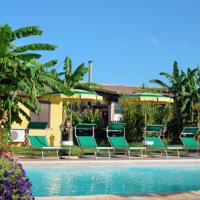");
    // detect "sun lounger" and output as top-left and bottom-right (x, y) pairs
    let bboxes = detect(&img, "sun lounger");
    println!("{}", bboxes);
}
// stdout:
(180, 127), (199, 152)
(144, 124), (182, 157)
(106, 123), (146, 158)
(27, 121), (62, 158)
(28, 135), (62, 158)
(145, 136), (182, 157)
(75, 123), (113, 158)
(144, 124), (164, 137)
